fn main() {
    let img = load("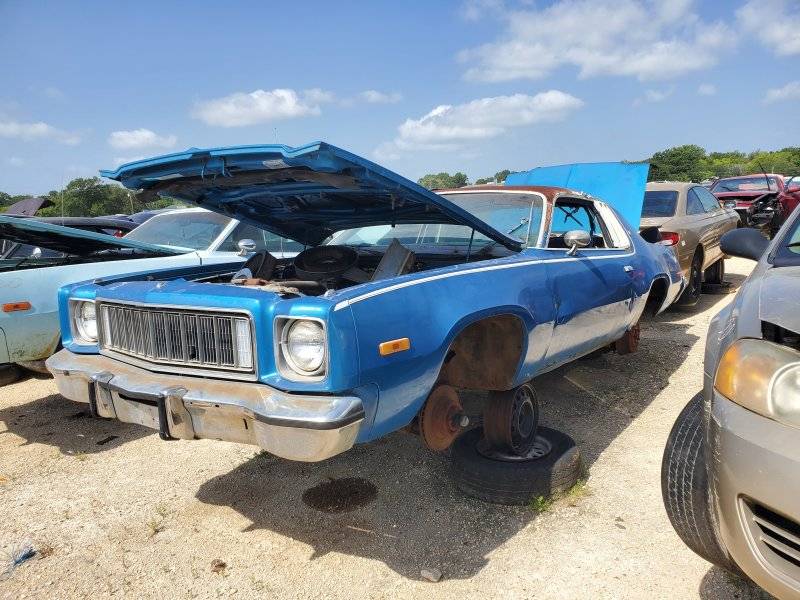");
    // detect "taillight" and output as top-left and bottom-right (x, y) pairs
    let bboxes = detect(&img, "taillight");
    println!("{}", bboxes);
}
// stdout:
(113, 230), (124, 237)
(660, 232), (680, 246)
